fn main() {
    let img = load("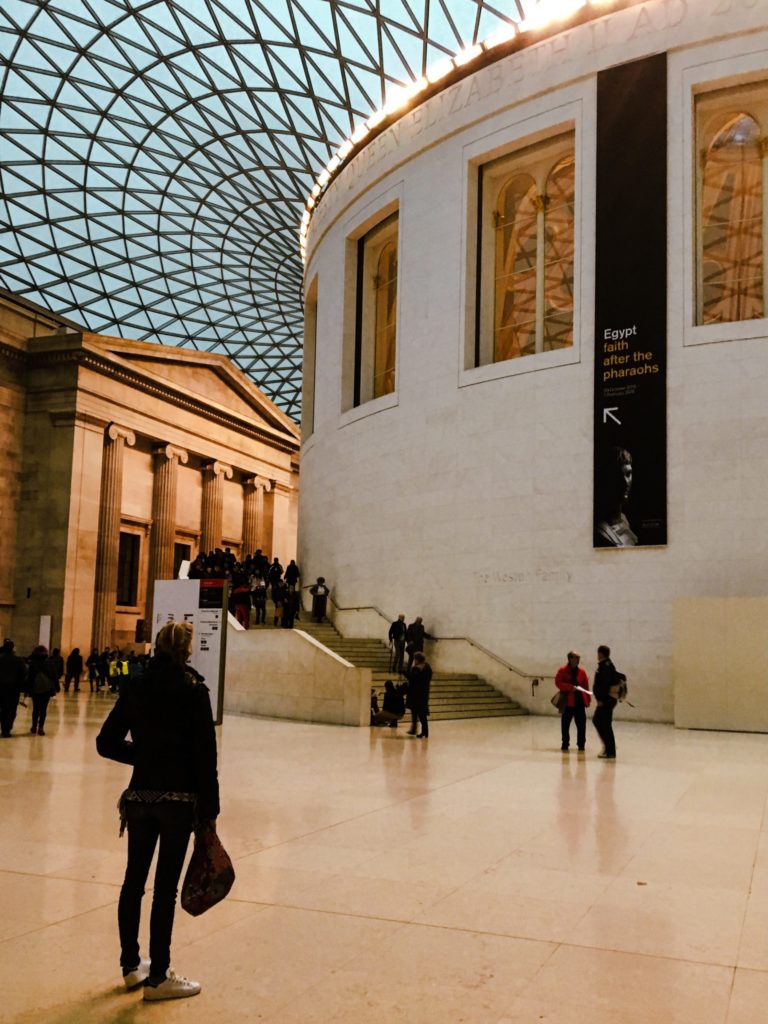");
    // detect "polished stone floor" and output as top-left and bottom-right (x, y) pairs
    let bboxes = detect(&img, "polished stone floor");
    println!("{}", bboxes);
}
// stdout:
(0, 692), (766, 1023)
